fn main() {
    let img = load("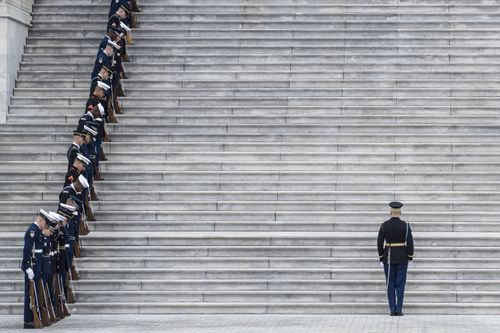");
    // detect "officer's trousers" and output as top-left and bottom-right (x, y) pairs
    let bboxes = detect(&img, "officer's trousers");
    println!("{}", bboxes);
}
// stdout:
(383, 263), (408, 314)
